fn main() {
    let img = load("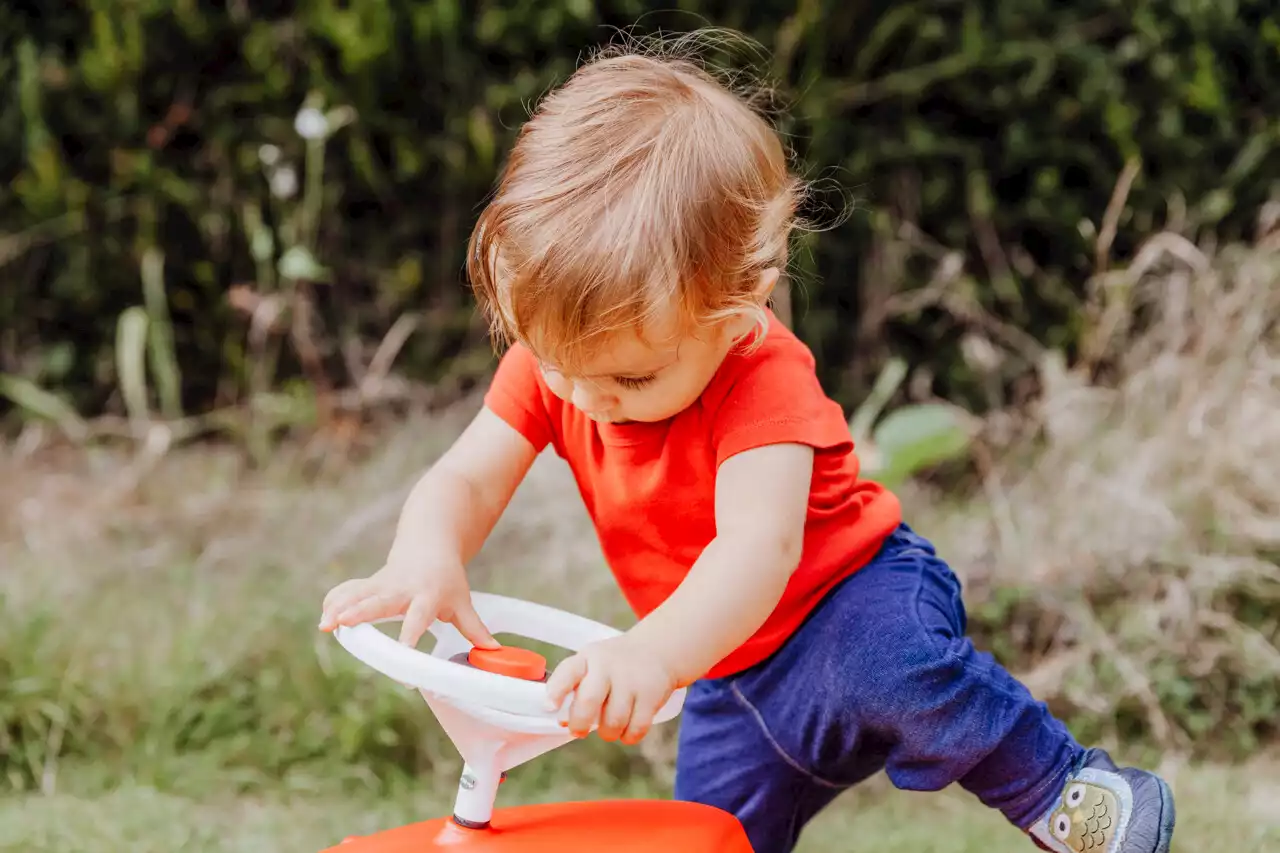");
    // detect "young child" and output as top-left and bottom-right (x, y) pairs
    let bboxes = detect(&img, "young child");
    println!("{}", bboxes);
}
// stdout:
(318, 39), (1176, 853)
